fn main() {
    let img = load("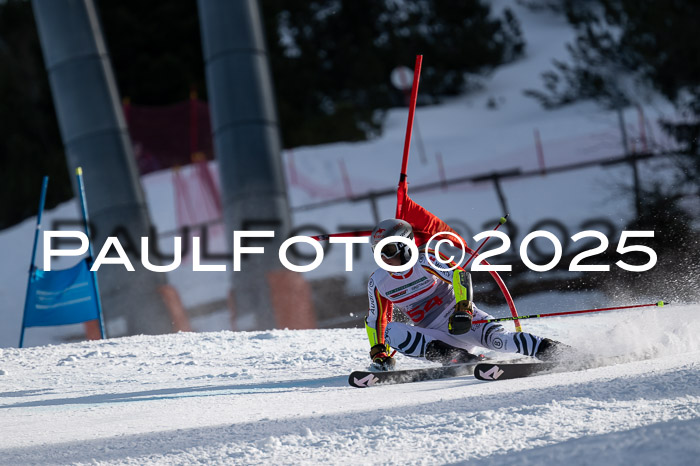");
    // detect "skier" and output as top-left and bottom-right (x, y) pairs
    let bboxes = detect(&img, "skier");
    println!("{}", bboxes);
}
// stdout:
(365, 218), (566, 371)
